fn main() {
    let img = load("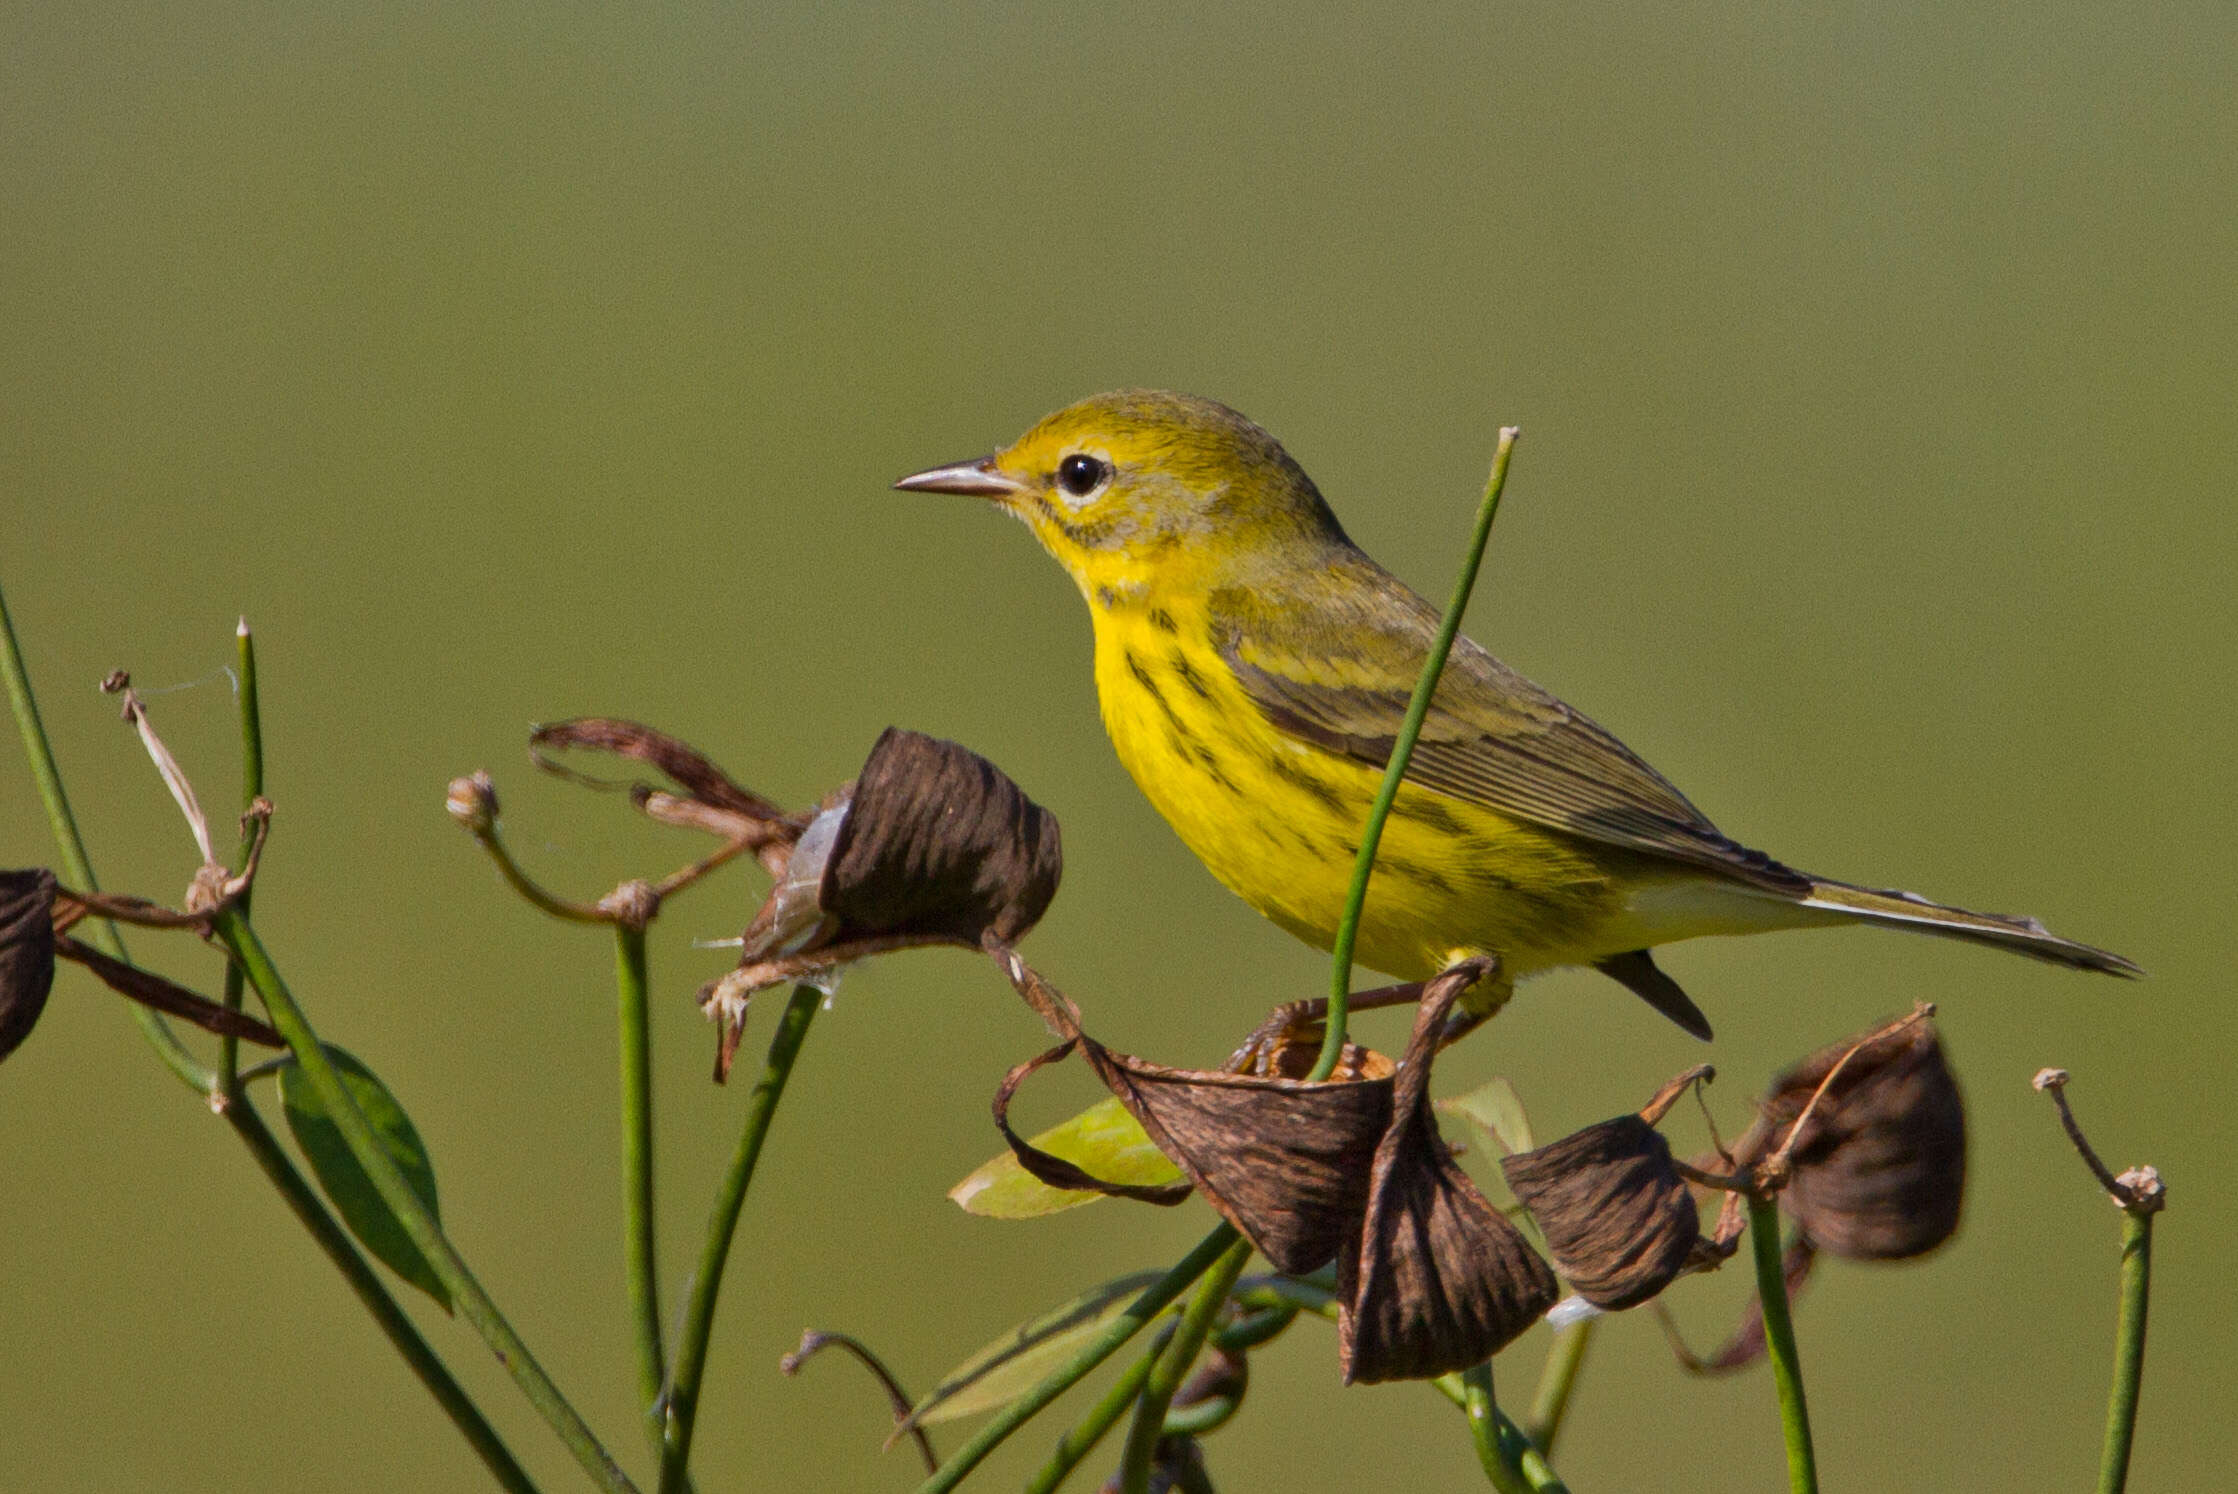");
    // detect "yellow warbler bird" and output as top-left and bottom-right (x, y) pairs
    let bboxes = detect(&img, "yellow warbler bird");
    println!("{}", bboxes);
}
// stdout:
(897, 390), (2135, 1038)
